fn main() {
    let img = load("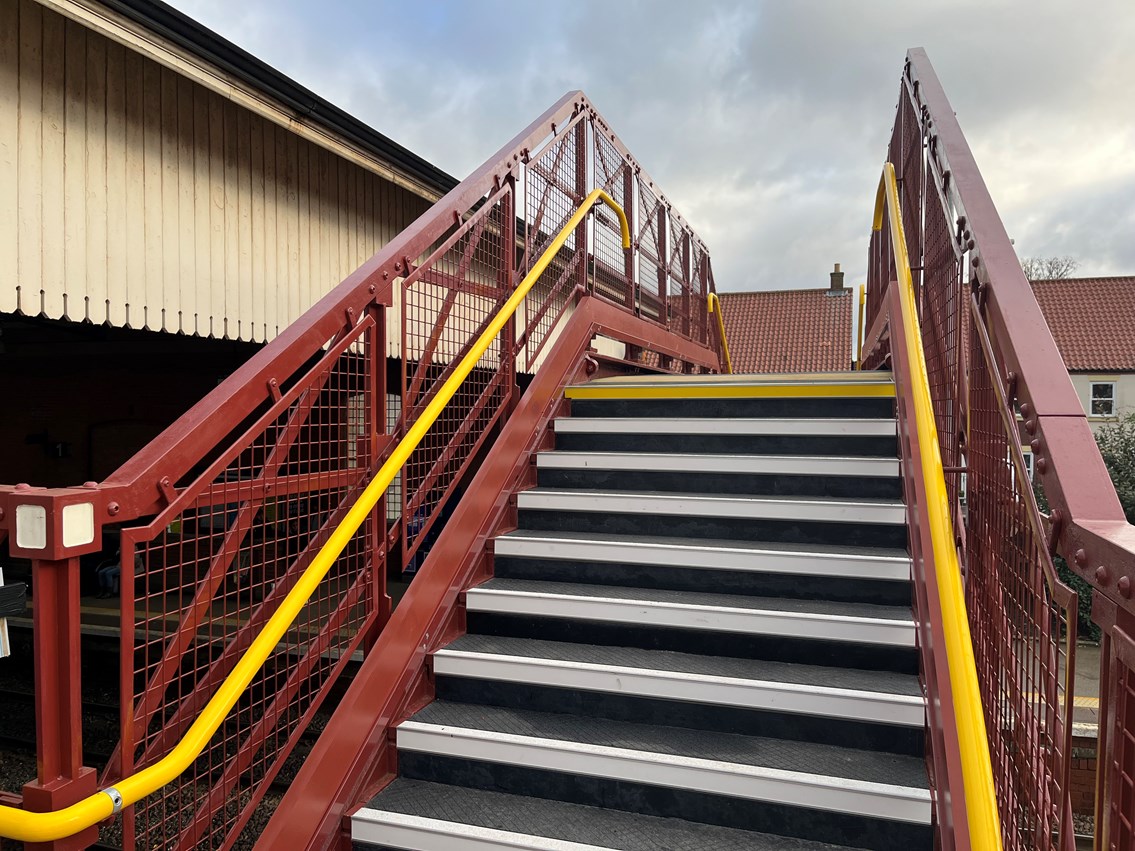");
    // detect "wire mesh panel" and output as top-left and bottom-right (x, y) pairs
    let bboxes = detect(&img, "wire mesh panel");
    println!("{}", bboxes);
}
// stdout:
(668, 216), (694, 341)
(635, 178), (667, 327)
(590, 131), (633, 309)
(118, 321), (380, 850)
(919, 189), (965, 505)
(401, 190), (512, 570)
(966, 316), (1077, 849)
(521, 124), (583, 372)
(1103, 630), (1135, 849)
